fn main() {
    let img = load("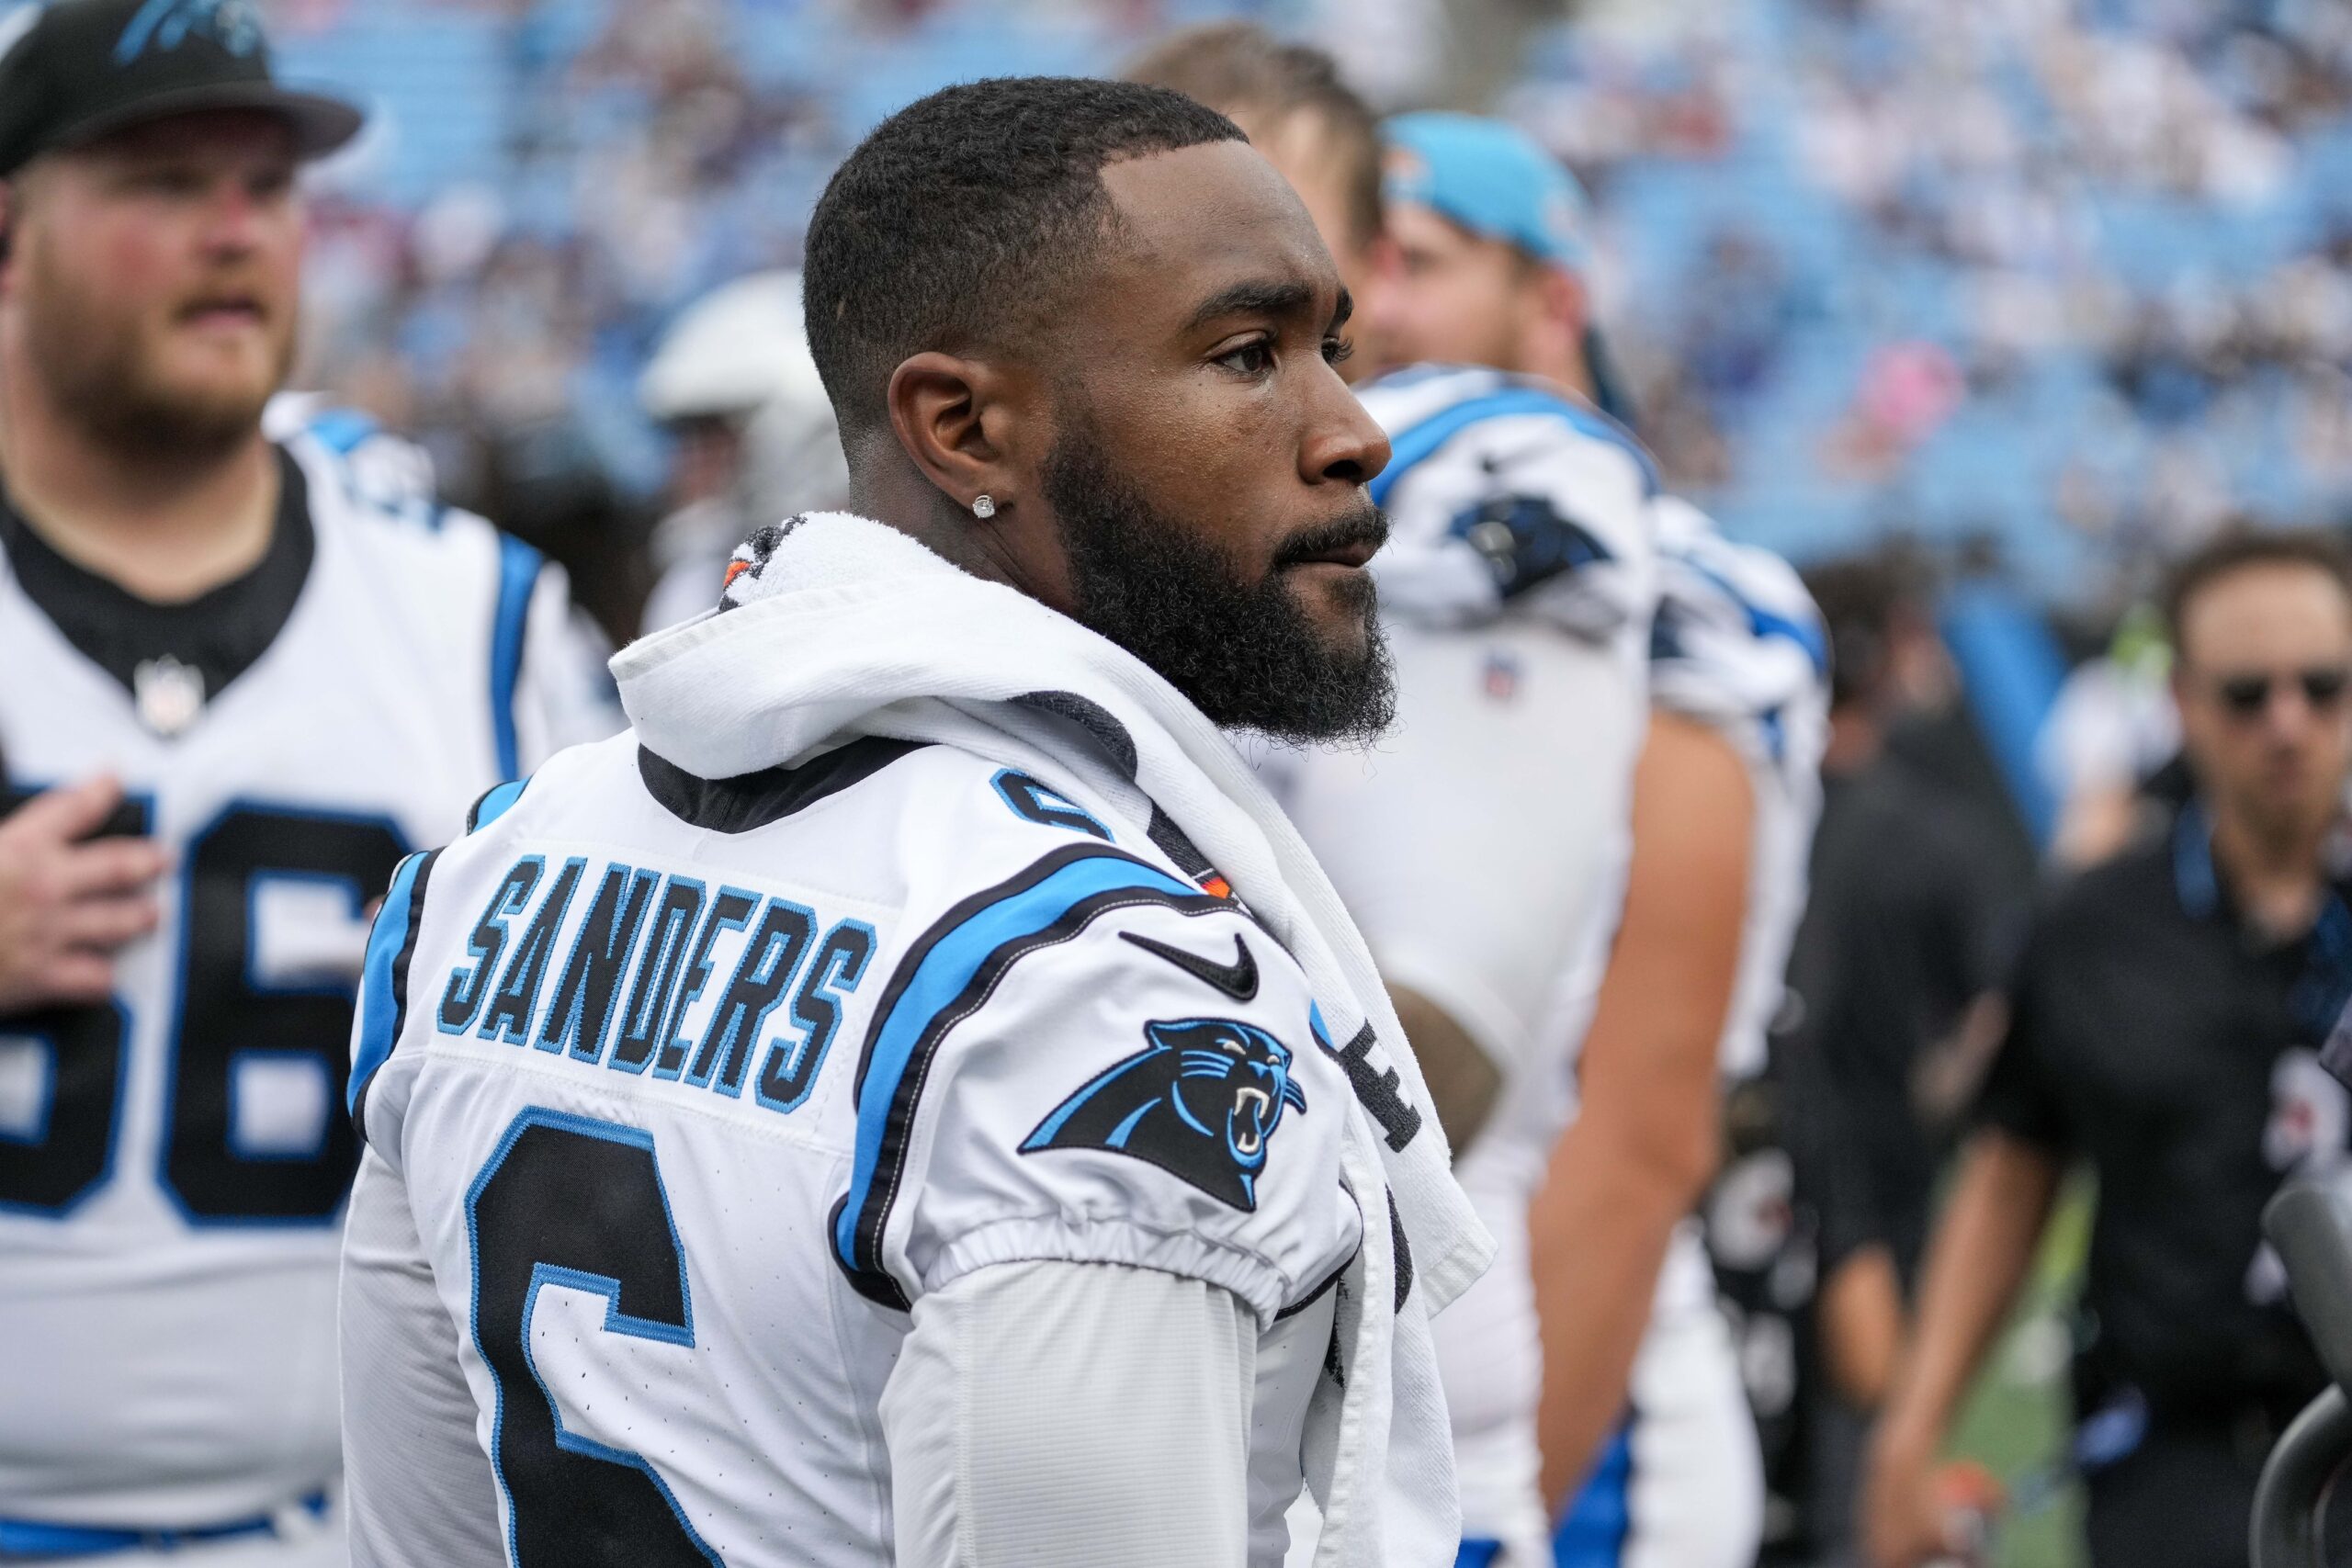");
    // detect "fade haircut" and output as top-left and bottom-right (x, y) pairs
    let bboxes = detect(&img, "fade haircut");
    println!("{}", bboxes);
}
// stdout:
(803, 76), (1243, 445)
(1123, 23), (1383, 253)
(2162, 526), (2352, 665)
